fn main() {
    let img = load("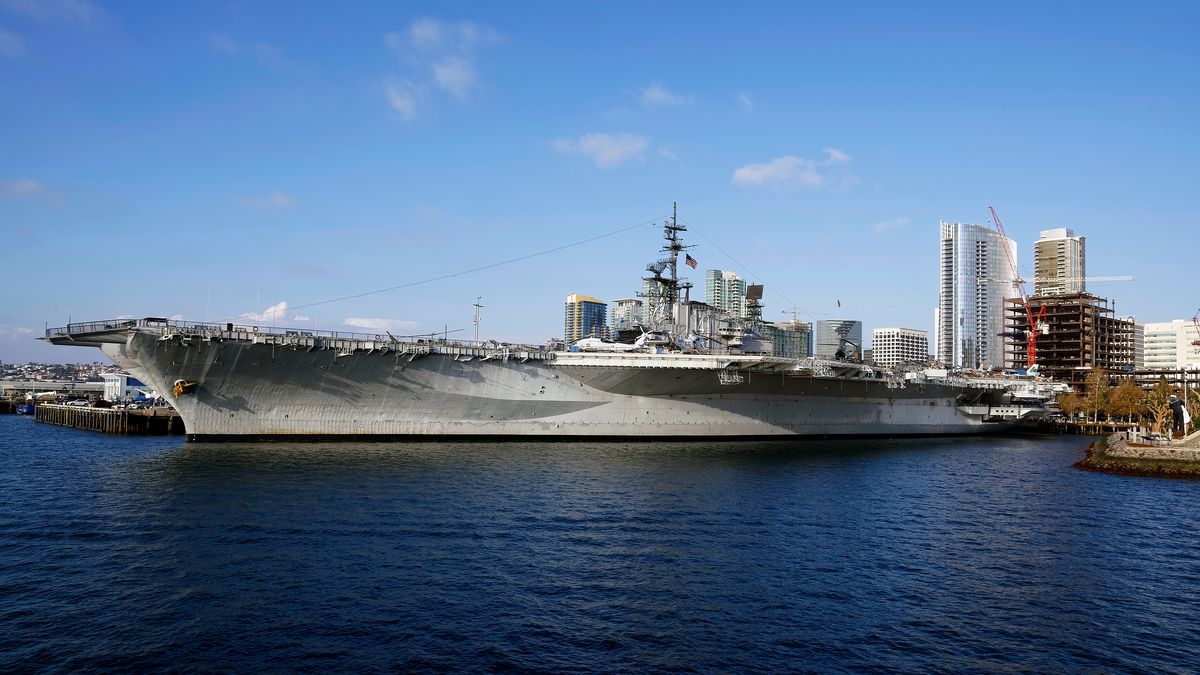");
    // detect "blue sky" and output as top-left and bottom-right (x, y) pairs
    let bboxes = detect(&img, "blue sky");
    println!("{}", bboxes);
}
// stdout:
(2, 0), (1197, 362)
